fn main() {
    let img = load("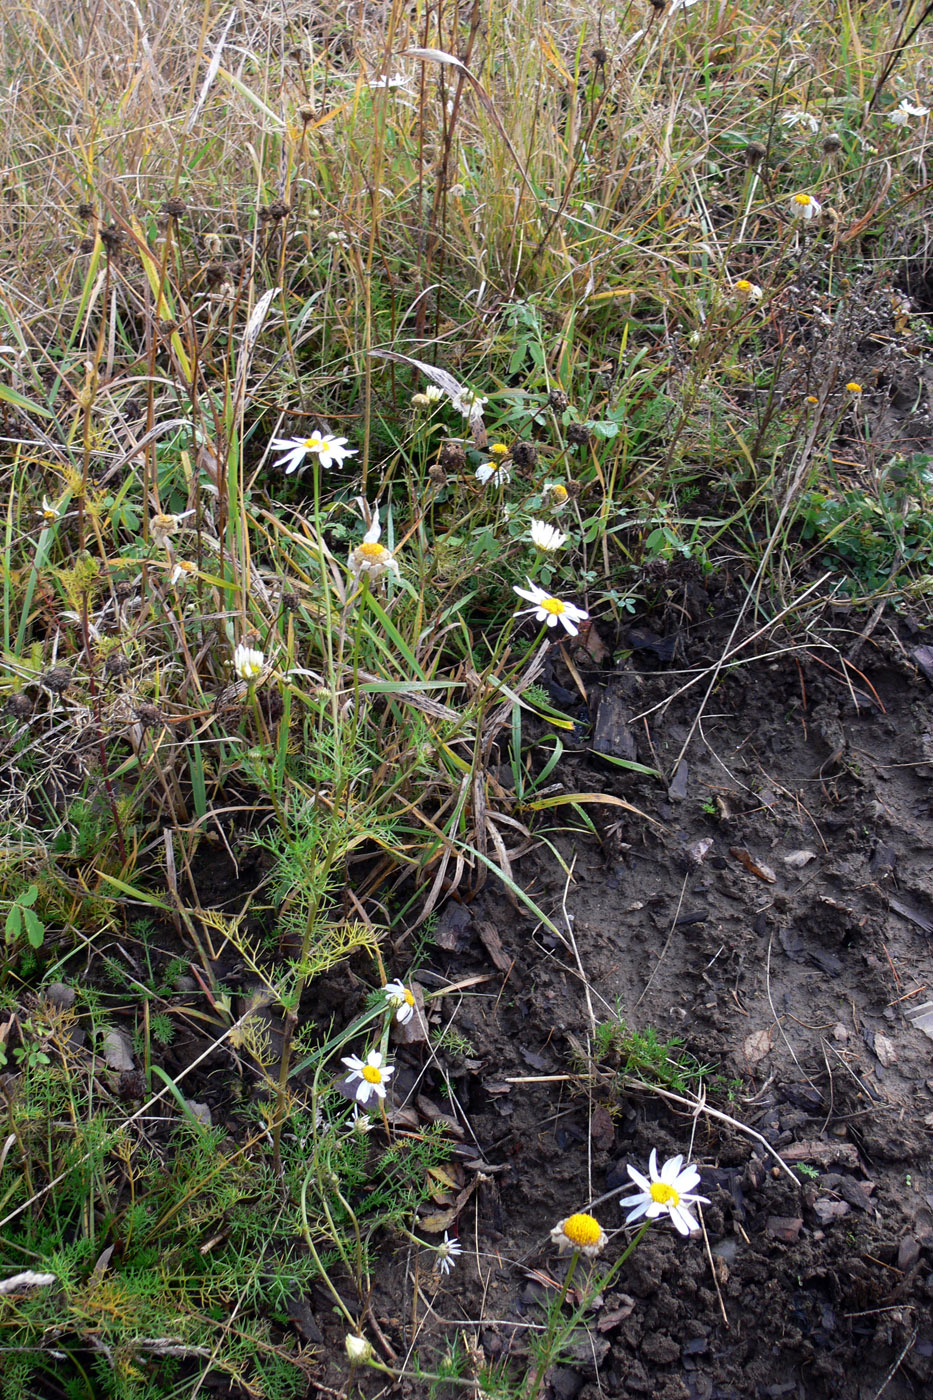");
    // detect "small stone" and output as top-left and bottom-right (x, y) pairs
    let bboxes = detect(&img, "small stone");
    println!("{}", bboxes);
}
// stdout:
(44, 982), (76, 1009)
(185, 1100), (212, 1126)
(897, 1235), (921, 1272)
(173, 975), (197, 992)
(766, 1216), (804, 1243)
(100, 1029), (135, 1071)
